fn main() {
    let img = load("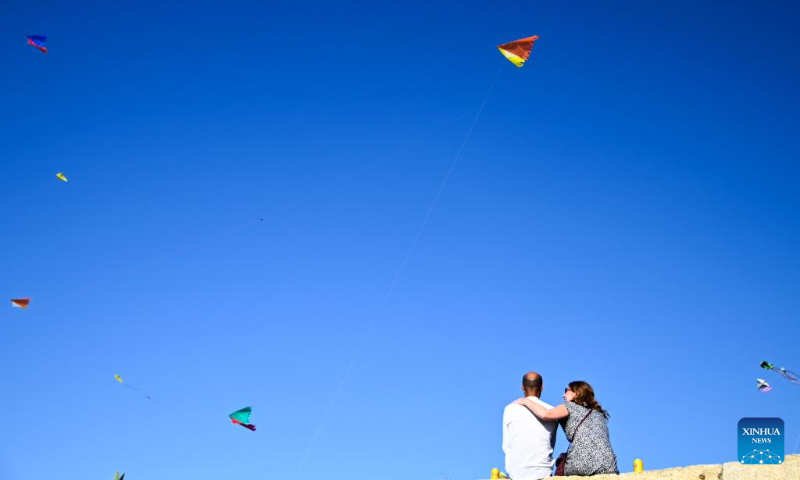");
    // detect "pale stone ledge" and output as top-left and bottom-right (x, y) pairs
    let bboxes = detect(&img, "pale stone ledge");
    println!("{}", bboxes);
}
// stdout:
(722, 454), (799, 480)
(483, 454), (799, 480)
